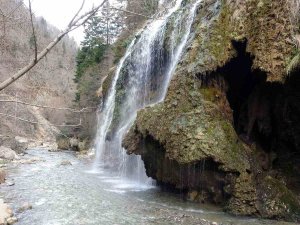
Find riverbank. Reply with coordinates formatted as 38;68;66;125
0;146;47;225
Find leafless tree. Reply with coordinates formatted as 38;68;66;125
0;0;108;92
0;1;23;38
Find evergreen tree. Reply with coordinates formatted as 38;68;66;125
74;1;125;85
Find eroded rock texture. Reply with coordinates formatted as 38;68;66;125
123;0;300;222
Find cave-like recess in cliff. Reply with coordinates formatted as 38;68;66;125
138;133;231;204
208;40;300;193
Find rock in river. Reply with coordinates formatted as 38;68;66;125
0;199;14;224
0;147;19;161
59;160;72;166
17;202;32;213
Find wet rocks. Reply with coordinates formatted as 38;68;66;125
187;191;199;202
78;140;87;152
56;136;69;150
59;160;72;166
15;157;44;165
17;202;32;213
0;199;15;225
256;176;300;221
227;173;258;216
70;138;79;151
5;180;14;187
13;136;28;153
6;216;17;225
56;135;90;153
0;136;28;154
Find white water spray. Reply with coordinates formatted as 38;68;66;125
93;0;202;185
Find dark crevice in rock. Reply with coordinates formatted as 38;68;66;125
222;40;267;133
197;40;300;220
200;40;299;181
223;43;300;195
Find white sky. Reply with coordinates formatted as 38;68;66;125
24;0;106;44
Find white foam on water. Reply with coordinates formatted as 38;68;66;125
93;0;203;189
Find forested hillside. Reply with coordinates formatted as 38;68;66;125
73;0;158;140
0;0;77;147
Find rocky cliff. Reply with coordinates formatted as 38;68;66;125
123;0;300;221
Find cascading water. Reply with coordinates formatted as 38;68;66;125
93;0;202;184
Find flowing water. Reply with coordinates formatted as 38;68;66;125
1;149;296;225
93;0;201;183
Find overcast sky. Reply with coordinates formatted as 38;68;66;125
24;0;105;44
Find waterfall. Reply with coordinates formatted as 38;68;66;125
93;0;201;184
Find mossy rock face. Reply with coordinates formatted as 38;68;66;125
256;176;300;221
125;71;300;220
56;136;69;150
124;66;254;212
184;0;295;82
227;172;258;216
123;0;300;221
101;66;116;101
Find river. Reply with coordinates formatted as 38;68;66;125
0;149;296;225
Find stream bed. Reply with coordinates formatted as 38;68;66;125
0;149;296;225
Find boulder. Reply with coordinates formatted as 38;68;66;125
6;216;17;225
5;180;14;187
17;202;32;213
13;136;28;153
187;191;198;201
0;136;27;154
0;147;18;160
56;137;69;150
0;199;13;224
69;138;79;151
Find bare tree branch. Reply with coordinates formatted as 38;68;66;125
0;0;108;92
68;0;86;27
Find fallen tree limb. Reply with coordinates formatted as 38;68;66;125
0;99;97;113
0;112;82;127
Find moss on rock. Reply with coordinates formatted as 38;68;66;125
257;176;300;221
122;0;300;221
184;0;295;82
